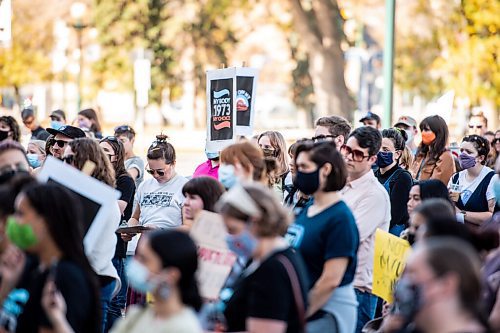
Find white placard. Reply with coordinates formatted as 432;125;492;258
37;156;121;253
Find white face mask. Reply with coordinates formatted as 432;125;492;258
405;130;414;144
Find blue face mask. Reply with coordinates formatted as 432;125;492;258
50;120;63;130
376;151;394;168
205;150;219;161
26;154;41;168
126;259;156;294
494;178;500;206
225;229;258;259
218;164;238;189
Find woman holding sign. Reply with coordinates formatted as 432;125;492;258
288;141;359;333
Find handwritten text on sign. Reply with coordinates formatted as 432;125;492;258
372;229;411;303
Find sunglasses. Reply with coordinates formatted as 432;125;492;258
146;169;165;176
54;140;71;148
468;125;483;129
100;136;119;143
340;144;371;162
312;134;337;143
62;155;74;164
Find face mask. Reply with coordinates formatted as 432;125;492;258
78;121;90;130
0;130;9;141
126;259;156;294
262;148;276;158
494;178;500;206
458;152;476;170
376;151;394;168
27;153;41;168
50;120;63;130
393;276;423;321
218;164;238;189
6;216;38;250
205;150;219;161
421;131;436;145
405;130;414;144
293;168;321;195
225;229;258;258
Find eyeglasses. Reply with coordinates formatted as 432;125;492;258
340;144;371;162
62;155;74;164
312;134;337;143
54;140;71;148
468;125;483;129
146;168;165;176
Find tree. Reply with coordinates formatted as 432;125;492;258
0;0;60;106
286;0;355;120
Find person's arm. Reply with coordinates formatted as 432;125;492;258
41;280;75;333
247;319;286;333
117;200;128;215
121;203;141;242
460;199;495;226
353;190;390;241
127;168;139;181
430;152;455;184
307;258;348;316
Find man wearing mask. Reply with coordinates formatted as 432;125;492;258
313;115;352;149
340;126;391;333
394;115;419;155
21;109;50;141
46;125;86;160
48;109;67;130
193;147;219;180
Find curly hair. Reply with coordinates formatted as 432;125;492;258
68;138;115;187
0;116;21;142
462;135;490;165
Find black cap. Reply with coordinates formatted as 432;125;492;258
49;110;66;121
46;125;86;139
360;112;381;124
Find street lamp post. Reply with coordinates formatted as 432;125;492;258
70;2;88;112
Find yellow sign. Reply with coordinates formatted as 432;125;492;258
372;229;411;303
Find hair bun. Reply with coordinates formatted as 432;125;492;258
155;134;169;143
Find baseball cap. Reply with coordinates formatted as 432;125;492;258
359;112;381;124
394;116;417;128
49;110;66;121
46;125;86;139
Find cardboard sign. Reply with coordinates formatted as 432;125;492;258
190;210;237;300
206;67;259;153
37;156;121;254
372;229;412;303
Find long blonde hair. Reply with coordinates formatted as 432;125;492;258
257;131;289;178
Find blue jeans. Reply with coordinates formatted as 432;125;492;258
354;289;378;333
101;279;117;333
106;258;127;331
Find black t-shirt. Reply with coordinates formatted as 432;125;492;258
31;127;50;141
375;165;413;228
115;174;136;258
16;259;96;333
224;248;309;333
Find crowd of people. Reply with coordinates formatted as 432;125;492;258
0;107;498;333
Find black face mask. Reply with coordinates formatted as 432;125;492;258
392;277;423;321
262;148;276;158
293;168;321;195
0;130;9;141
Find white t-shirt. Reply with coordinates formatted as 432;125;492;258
448;166;497;205
125;156;145;188
127;174;187;254
110;306;202;333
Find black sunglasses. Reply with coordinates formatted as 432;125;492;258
62;155;74;164
312;134;337;143
146;168;165;176
54;140;70;148
100;136;119;143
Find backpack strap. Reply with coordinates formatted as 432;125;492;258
276;254;306;333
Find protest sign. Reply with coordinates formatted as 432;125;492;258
190;210;237;300
372;229;412;303
37;156;121;254
206;67;259;153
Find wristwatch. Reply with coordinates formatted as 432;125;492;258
461;210;467;221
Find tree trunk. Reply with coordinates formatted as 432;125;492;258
288;0;355;121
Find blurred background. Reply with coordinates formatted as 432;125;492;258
0;0;498;174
